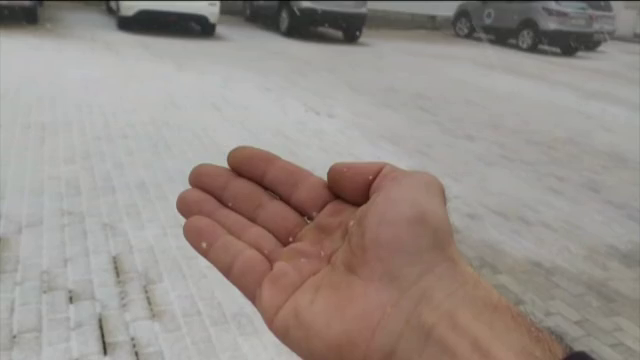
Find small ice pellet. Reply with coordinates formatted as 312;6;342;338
228;202;232;207
201;242;207;249
288;236;294;243
320;250;325;257
368;175;373;180
300;258;307;263
312;212;318;218
349;220;355;227
342;168;348;172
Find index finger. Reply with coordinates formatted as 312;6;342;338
227;146;335;218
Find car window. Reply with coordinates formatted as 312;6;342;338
555;1;590;10
582;1;613;12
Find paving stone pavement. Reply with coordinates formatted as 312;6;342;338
1;3;639;360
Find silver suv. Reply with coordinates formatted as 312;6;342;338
243;1;368;43
452;1;612;56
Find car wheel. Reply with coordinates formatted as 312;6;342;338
559;43;580;56
582;41;602;51
243;1;256;22
117;16;132;30
201;22;216;36
277;4;296;36
516;25;539;51
343;27;362;43
453;13;475;38
24;6;39;25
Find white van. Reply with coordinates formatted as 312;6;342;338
107;1;220;36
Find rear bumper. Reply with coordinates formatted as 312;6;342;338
119;2;220;24
294;7;367;30
126;10;217;25
593;30;616;42
539;30;597;46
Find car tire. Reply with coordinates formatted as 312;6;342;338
453;13;475;38
243;1;256;22
117;16;132;31
559;43;580;56
277;4;296;36
516;25;539;52
582;41;602;51
201;22;216;36
343;27;362;43
24;6;39;25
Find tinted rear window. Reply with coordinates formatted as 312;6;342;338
555;1;590;10
583;1;613;12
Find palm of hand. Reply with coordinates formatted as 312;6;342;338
178;147;457;360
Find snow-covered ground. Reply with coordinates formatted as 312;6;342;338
1;3;638;359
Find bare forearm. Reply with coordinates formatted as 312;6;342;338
393;264;568;360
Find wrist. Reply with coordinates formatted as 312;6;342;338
372;259;568;360
422;266;567;360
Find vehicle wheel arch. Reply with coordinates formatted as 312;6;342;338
453;10;472;22
517;18;539;31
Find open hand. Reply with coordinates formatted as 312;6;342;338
177;146;473;360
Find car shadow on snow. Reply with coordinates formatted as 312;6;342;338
119;19;227;41
249;18;369;46
464;35;594;58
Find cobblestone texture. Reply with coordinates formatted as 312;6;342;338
1;3;639;360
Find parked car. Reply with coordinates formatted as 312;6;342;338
242;1;368;43
582;1;616;50
452;1;603;56
0;0;40;24
106;1;220;36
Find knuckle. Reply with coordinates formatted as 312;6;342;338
415;172;447;197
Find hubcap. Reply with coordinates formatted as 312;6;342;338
279;8;289;33
455;17;470;36
518;29;534;49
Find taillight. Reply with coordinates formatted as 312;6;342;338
542;7;569;17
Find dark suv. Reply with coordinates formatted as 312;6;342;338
0;0;40;24
243;1;368;43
